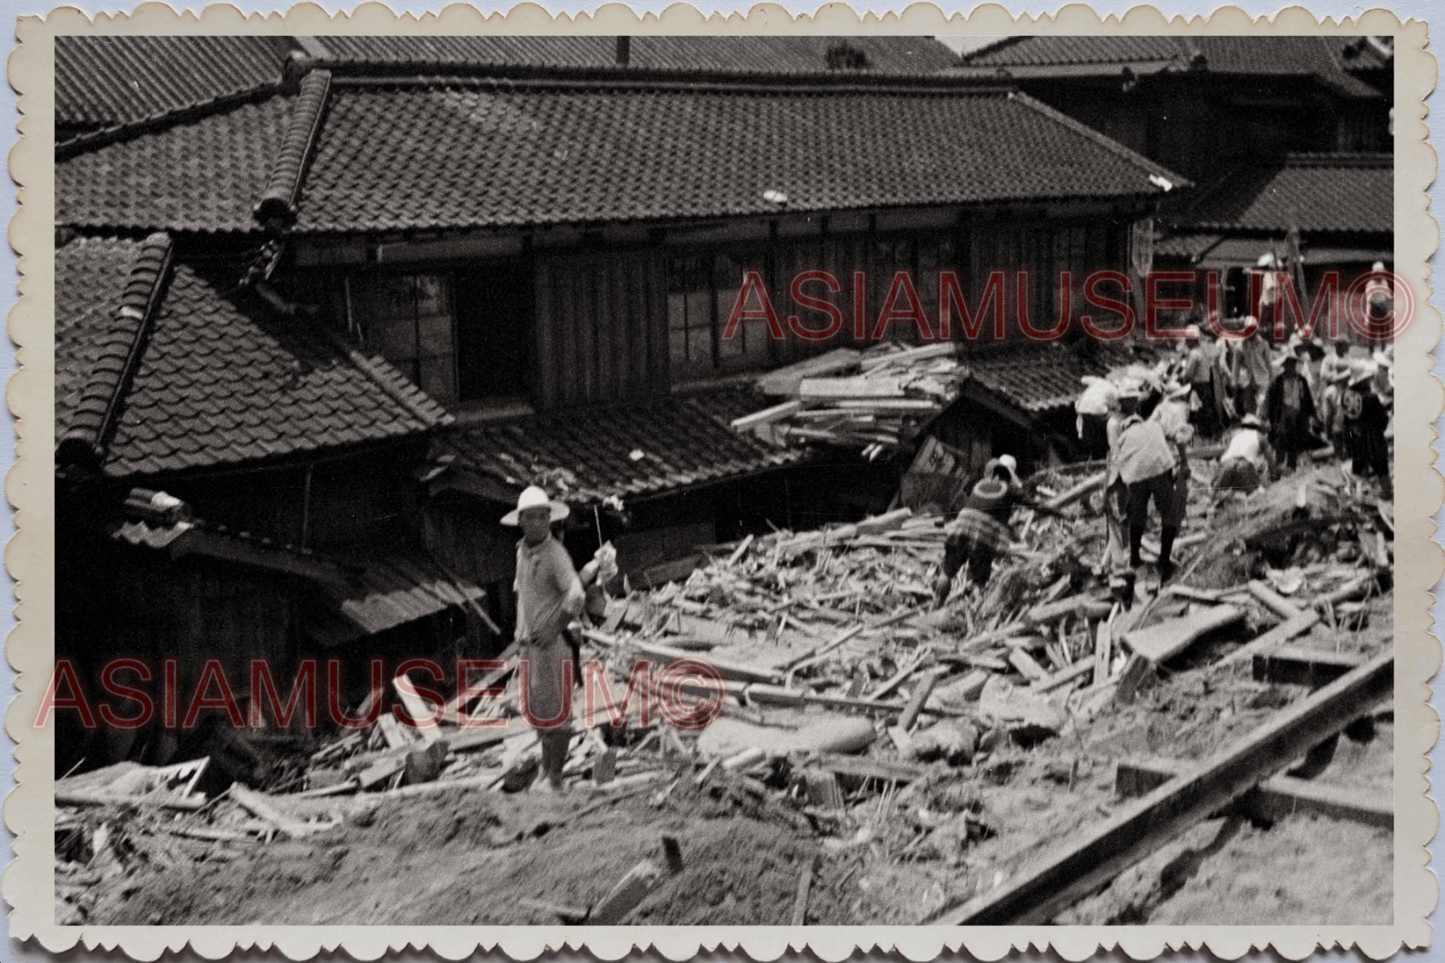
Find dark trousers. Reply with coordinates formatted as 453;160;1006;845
1080;414;1110;461
1126;470;1180;573
941;533;997;591
1347;427;1390;478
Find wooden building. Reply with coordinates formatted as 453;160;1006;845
951;35;1392;185
54;37;1188;753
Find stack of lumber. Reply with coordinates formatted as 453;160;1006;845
732;343;966;457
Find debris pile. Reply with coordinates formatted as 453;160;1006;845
57;454;1395;926
732;343;965;458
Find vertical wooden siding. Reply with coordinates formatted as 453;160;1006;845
534;249;668;410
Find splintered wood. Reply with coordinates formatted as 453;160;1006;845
732;342;965;456
56;455;1394;928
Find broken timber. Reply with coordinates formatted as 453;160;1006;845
1115;758;1391;830
933;648;1392;924
1123;604;1244;664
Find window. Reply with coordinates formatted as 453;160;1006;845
668;252;771;377
667;255;713;370
350;274;458;405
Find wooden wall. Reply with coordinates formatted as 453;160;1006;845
533;248;670;410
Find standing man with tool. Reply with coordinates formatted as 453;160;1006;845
504;485;586;794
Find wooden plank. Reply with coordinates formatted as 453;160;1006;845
1032;659;1094;694
1091;610;1114;687
583;629;782;685
755;347;861;396
230;785;335;838
897;667;943;730
791;855;817;926
393;673;442;744
1041;472;1104;512
376;714;414;749
590;860;666;923
1213;611;1320;669
1026;592;1112;627
1008;649;1049;682
798;376;906;400
814;752;928;784
932;649;1393;925
1123;604;1244;664
1167;584;1229;604
730;401;803;432
55;790;205;812
1115;758;1391;829
1248;581;1304;620
1253;646;1365;689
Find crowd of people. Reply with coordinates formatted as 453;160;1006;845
1082;316;1395;607
938;315;1395;612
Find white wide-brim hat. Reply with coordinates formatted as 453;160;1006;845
501;485;570;525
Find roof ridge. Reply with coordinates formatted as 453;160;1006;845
1006;90;1193;190
56;81;290;160
956;36;1029;65
57;231;173;469
253;69;332;231
314;59;1020;95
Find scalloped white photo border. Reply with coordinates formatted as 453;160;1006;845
5;5;1438;959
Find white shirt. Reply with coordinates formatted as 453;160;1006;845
1220;428;1266;470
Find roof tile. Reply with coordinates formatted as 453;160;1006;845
1166;153;1391;234
442;388;807;503
56;35;296;135
58;79;1179;235
57;236;454;478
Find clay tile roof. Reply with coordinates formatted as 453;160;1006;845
286;82;1181;234
309;35;960;75
442;388;807;504
55;35;298;137
57;92;294;235
959;35;1382;98
254;70;332;227
964;342;1136;414
1167;153;1392;235
56;236;453;478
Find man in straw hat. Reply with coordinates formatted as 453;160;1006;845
504;486;586;793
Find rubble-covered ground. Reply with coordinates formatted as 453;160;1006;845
61;457;1395;927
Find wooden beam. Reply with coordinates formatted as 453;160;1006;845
1115;758;1391;830
1252;646;1365;688
1248;580;1304;620
1213;610;1320;670
932;648;1392;925
730;400;803;432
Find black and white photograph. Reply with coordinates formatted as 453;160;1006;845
39;26;1408;934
